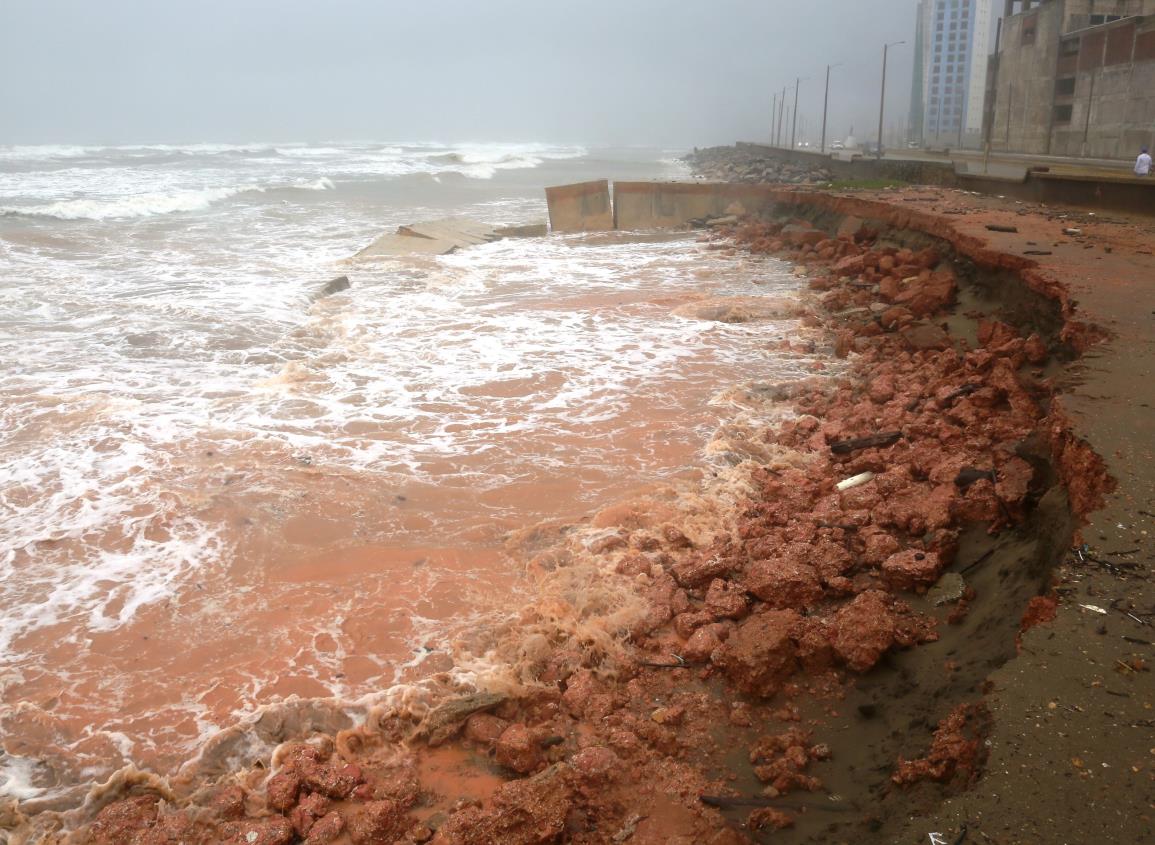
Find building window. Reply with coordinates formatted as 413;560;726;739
1022;15;1038;45
1055;77;1076;96
1053;104;1074;124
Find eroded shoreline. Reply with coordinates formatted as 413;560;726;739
4;187;1120;844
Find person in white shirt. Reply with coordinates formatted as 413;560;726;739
1136;147;1152;177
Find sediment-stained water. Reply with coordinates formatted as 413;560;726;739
0;143;814;804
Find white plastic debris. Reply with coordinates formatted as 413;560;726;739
1078;604;1108;615
836;471;875;492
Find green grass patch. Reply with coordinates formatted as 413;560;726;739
822;178;909;190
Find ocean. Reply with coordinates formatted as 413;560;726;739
0;142;814;807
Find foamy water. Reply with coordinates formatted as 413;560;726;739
0;142;816;806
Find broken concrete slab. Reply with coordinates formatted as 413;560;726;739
354;216;502;258
313;275;351;301
353;217;549;259
495;222;549;238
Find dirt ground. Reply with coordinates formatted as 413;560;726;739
843;186;1155;843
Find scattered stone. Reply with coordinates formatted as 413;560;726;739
929;572;967;606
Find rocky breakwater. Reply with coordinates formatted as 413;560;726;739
16;207;1115;845
684;146;832;185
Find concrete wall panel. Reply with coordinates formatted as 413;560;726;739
545;180;613;233
613;182;781;230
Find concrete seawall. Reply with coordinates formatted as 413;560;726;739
548;181;786;232
733;142;1155;216
545;180;613;233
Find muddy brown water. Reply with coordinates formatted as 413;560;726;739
0;222;825;807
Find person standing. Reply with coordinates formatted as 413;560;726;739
1136;147;1153;177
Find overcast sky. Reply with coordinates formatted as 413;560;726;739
1;0;924;148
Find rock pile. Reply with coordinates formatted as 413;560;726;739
684;145;833;184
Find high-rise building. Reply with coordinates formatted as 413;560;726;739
911;0;997;148
910;1;930;143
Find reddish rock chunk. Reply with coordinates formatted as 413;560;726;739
868;374;896;403
346;800;408;845
673;610;714;639
897;268;956;316
749;807;795;831
87;796;160;845
880;305;914;330
569;746;620;784
671;548;736;587
430;769;571;845
303;811;345;844
791;617;835;671
560;668;598;717
683;623;726;662
495;724;544;774
463;713;509;747
1024;333;1049;364
711;610;801;697
743;558;824;609
901;323;951;351
289;792;331;837
265;772;302;813
302;762;363;800
705;578;750;620
881;549;942;592
892;703;990;787
862;529;902;565
996;456;1035;507
220;817;296;845
210;785;247;821
831;591;898;672
1020;595;1059;636
833;253;866;276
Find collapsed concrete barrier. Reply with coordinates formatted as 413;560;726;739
353;217;547;259
544;180;613;233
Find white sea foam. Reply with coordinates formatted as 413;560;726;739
0;144;96;161
0;184;263;221
296;177;336;191
0;755;46;800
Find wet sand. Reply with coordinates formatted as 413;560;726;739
6;182;1155;844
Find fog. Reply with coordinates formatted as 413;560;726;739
1;0;922;147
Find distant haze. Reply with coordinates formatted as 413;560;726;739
1;0;920;147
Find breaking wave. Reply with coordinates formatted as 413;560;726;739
0;185;261;221
0;177;334;221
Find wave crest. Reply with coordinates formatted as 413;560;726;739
0;185;263;221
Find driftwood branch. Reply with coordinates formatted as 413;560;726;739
830;431;902;455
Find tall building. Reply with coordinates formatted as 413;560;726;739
911;0;997;147
986;0;1155;158
910;1;931;143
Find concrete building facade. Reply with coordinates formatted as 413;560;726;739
987;0;1155;157
911;0;997;147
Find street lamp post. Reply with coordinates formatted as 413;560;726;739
821;63;842;155
777;85;787;146
791;77;803;150
878;41;906;160
771;92;778;146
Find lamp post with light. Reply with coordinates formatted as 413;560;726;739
821;63;842;154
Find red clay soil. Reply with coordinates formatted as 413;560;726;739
22;186;1155;845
